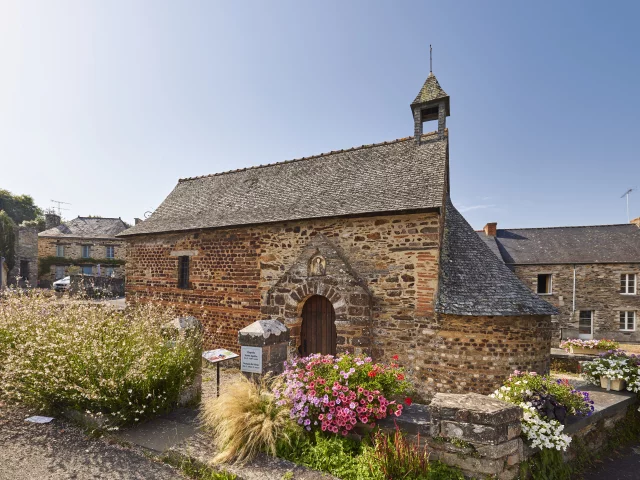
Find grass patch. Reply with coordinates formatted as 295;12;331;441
161;453;237;480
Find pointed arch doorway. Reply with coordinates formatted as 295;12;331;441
299;295;336;356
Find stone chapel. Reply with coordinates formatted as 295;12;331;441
118;71;557;397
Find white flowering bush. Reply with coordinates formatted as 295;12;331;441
0;289;200;428
581;351;640;392
559;338;619;352
490;371;593;452
519;402;572;451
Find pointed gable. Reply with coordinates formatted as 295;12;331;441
436;198;558;316
411;73;449;107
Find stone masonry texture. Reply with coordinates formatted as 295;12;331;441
512;263;640;343
125;210;552;399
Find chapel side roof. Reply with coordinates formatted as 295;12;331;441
477;224;640;265
118;134;449;237
411;73;449;106
38;217;130;239
436;199;558;316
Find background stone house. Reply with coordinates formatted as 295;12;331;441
479;218;640;343
8;225;38;287
118;71;556;398
38;214;129;284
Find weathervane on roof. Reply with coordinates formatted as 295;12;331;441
430;44;433;73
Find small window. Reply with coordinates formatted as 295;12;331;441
621;274;636;294
55;266;65;279
537;274;552;294
620;311;636;331
82;245;91;258
578;311;593;338
178;256;190;289
105;246;115;259
56;245;65;257
105;267;114;277
82;265;93;275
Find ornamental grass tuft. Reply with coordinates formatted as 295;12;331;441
0;289;200;428
201;375;294;464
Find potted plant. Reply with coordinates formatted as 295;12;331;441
581;351;639;392
560;339;619;355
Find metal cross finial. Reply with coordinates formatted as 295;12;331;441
430;44;432;73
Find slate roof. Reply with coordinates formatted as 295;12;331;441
118;135;449;237
436;199;558;316
411;73;449;106
477;225;640;265
39;217;130;239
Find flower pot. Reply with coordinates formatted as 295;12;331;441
570;346;606;355
600;376;626;391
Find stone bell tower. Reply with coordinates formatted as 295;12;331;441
410;67;450;143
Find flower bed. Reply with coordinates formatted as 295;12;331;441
581;350;640;392
559;339;619;355
0;290;200;429
490;371;593;451
274;353;411;435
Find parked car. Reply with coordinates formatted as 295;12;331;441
53;276;71;292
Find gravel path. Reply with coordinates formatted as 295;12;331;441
0;403;185;480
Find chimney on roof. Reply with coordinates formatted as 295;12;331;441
631;216;640;227
134;218;143;225
483;222;497;236
45;213;61;230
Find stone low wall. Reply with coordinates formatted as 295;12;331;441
375;387;638;479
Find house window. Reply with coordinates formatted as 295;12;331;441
619;311;636;332
82;245;91;258
82;265;93;275
105;267;114;277
537;274;553;294
621;274;636;294
55;266;65;279
56;245;65;257
105;246;115;259
578;311;593;339
178;256;190;289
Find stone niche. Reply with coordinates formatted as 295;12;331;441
261;234;373;356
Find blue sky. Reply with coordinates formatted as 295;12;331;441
1;1;639;229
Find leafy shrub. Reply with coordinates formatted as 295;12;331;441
201;375;294;464
0;289;200;428
275;353;411;435
581;350;640;391
559;338;619;351
490;371;593;451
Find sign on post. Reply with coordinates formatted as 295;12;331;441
241;346;263;374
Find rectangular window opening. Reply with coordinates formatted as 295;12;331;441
578;311;593;339
105;246;115;259
621;274;637;294
19;260;29;280
56;245;65;257
55;266;65;280
82;245;91;259
620;311;636;331
178;256;190;289
82;265;93;276
537;274;552;294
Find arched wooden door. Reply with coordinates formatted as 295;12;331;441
300;295;336;356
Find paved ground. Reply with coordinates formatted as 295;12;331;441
582;444;640;480
0;403;185;480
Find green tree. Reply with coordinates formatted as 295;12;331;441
0;189;43;225
0;210;16;271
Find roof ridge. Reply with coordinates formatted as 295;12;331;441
76;216;123;220
177;136;414;183
496;224;635;231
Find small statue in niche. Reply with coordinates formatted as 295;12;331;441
309;255;326;276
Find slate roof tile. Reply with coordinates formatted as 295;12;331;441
478;225;640;264
436;199;558;316
39;217;129;239
118;135;448;236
